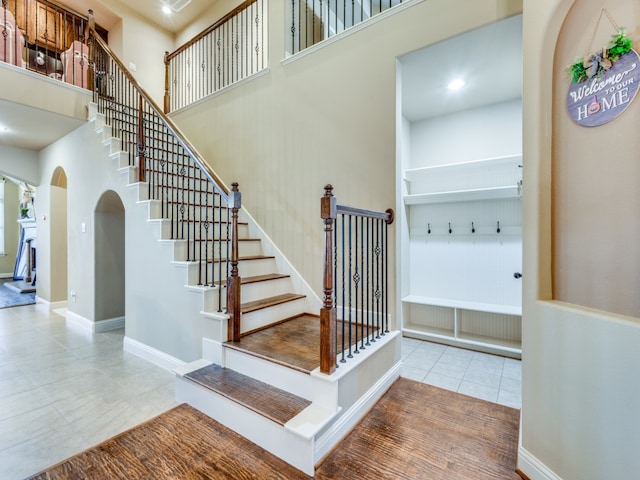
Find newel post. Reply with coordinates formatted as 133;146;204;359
320;185;337;374
163;51;170;114
227;183;242;342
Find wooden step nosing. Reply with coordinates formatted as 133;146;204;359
241;293;307;314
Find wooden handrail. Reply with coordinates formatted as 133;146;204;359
88;13;243;340
165;0;257;62
336;205;394;224
88;17;230;199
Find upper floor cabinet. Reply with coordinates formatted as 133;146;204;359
9;0;90;52
397;15;523;358
13;0;63;50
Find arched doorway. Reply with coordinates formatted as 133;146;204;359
50;167;68;305
94;190;125;329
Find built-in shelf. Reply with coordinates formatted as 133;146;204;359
404;154;522;180
402;295;521;316
403;327;522;357
403;185;521;205
401;150;522;357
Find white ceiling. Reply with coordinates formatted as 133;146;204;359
0;99;85;151
63;0;216;33
400;14;522;122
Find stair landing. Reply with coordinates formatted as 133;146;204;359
225;314;321;373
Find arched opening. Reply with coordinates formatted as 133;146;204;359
50;166;68;304
94;190;125;329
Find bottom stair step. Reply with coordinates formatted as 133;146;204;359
184;364;311;426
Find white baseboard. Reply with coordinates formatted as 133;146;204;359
0;272;14;279
65;311;124;333
48;300;68;310
65;310;94;331
123;336;186;372
35;297;67;311
313;360;402;464
518;446;563;480
94;316;125;332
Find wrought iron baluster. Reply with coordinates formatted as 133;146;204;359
347;214;353;359
375;217;381;339
340;213;346;363
353;215;360;354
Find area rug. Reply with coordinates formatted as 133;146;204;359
0;282;35;308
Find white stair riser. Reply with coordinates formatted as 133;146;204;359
241;277;293;303
119;166;137;184
145;202;231;222
102;137;122;155
110;151;133;170
241;298;307;334
237;258;278;278
223;347;314;401
175;375;315;476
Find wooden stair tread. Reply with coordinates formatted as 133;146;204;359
211;255;274;264
214;273;290;287
242;293;306;314
184;364;311;426
243;273;290;284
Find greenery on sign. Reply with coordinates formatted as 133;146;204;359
569;28;633;83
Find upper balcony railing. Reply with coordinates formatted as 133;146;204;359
164;0;267;114
289;0;406;55
0;0;107;88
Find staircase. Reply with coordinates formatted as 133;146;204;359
86;100;401;475
85;26;401;477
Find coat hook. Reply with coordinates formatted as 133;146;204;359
448;222;452;234
427;223;431;234
471;222;475;234
496;221;501;233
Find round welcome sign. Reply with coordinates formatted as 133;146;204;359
567;49;640;127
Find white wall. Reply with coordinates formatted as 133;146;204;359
0;146;39;185
101;3;174;106
37;122;210;360
409;99;522;168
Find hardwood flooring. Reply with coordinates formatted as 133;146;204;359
29;378;521;479
226;314;378;374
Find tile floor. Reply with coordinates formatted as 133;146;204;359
0;305;522;479
400;336;522;409
0;305;177;479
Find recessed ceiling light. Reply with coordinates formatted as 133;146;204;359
162;5;171;14
447;79;466;91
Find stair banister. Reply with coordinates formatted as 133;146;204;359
87;13;228;198
87;12;243;341
320;185;394;375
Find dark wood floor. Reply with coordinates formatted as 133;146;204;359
227;314;376;374
226;314;324;373
29;378;521;480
